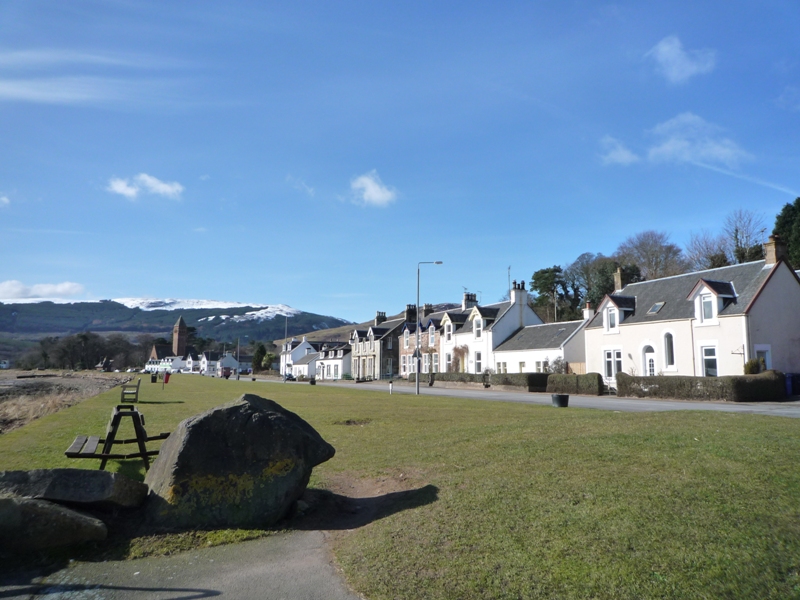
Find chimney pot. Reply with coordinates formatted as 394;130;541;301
765;234;789;266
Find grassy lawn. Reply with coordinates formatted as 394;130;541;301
2;375;800;599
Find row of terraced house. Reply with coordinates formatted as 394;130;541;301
281;236;800;388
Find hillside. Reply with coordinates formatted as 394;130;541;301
0;299;351;346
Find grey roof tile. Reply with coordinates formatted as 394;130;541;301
494;320;586;352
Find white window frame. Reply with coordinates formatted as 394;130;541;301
754;344;772;370
387;337;392;350
432;353;439;373
519;361;525;372
445;323;452;342
701;294;715;323
605;307;618;332
701;345;718;377
429;326;435;346
401;355;407;374
445;353;452;371
604;349;623;378
474;318;482;339
663;331;676;370
475;351;482;373
404;330;409;349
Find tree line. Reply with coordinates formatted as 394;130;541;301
529;201;800;323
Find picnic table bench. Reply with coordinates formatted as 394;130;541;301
65;404;170;471
120;377;141;403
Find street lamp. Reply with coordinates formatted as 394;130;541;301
417;260;443;395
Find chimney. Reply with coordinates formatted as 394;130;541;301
764;234;789;266
613;268;623;293
423;303;434;318
374;311;386;326
583;302;595;321
462;292;478;311
510;280;528;328
404;304;417;323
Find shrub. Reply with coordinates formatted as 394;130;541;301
341;373;353;380
491;372;549;392
616;371;786;402
546;373;604;396
409;372;485;384
744;359;761;374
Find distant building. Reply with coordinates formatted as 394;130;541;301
146;315;197;372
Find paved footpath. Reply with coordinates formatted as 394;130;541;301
315;379;800;419
0;531;362;600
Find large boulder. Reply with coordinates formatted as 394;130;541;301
144;394;335;529
0;469;148;509
0;497;107;552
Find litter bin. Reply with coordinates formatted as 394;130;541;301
164;372;170;384
150;372;157;383
551;394;569;408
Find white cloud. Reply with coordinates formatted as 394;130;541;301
647;112;752;169
135;173;184;198
646;36;716;84
0;280;85;299
599;136;640;166
193;227;208;233
107;177;139;198
0;196;9;207
106;173;184;200
350;170;397;207
286;174;315;197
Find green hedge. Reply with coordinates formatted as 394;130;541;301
546;373;604;396
491;372;550;392
409;372;487;385
616;371;786;402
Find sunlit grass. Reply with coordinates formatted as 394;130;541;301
1;376;799;598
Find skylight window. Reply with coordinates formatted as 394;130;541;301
647;302;665;315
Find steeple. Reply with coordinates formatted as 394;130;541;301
172;315;188;357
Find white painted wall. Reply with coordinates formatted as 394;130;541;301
747;262;800;373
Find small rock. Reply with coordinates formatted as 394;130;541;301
0;469;148;509
0;497;107;552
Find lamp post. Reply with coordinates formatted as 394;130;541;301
417;260;443;395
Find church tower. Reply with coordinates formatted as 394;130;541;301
172;316;188;357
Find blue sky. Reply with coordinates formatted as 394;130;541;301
1;1;798;323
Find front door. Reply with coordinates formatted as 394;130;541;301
643;346;656;376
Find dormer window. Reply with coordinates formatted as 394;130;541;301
404;330;409;349
445;323;452;342
429;326;435;346
701;294;714;321
474;318;482;339
605;307;618;332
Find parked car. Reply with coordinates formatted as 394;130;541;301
284;373;296;381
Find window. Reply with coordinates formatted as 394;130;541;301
474;318;482;339
647;302;665;315
604;350;622;378
643;345;655;376
446;353;452;371
334;365;339;378
664;333;675;368
433;353;439;373
755;345;772;370
338;350;343;357
475;352;482;373
607;308;617;330
496;362;507;374
702;346;717;377
387;337;392;350
429;326;435;346
326;365;331;378
401;355;407;374
404;330;409;349
369;335;374;351
519;361;526;372
423;354;430;373
701;294;714;321
445;323;452;342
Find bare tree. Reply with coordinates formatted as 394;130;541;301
685;229;730;271
723;209;766;263
614;230;689;280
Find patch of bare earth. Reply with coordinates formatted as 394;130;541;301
0;370;132;433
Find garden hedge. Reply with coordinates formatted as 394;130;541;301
545;373;604;396
615;370;786;402
491;372;550;392
409;372;486;385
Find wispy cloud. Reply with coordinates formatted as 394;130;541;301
107;173;184;200
647;112;751;169
0;280;84;299
350;170;397;207
286;174;315;197
646;36;716;84
777;86;800;111
599;136;640;166
193;227;208;233
0;196;9;207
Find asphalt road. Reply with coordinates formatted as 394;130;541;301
315;379;800;418
1;531;362;600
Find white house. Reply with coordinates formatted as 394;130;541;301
315;343;351;380
216;351;239;377
493;308;591;374
440;282;543;374
200;351;221;376
584;236;800;388
280;336;338;376
292;351;319;378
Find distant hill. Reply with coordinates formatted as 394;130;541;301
0;298;352;344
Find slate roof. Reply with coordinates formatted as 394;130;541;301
151;344;172;360
294;352;319;366
494;320;586;352
586;260;772;329
697;279;736;297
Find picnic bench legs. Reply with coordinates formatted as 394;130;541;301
65;405;170;471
